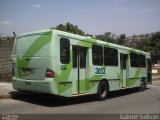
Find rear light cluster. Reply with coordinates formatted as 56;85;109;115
12;63;15;76
12;68;15;76
45;69;55;78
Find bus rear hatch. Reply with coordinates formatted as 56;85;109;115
13;32;51;80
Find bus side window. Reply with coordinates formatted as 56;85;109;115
130;52;139;67
60;38;70;64
147;59;152;71
92;45;103;65
72;46;77;68
80;47;87;68
104;47;118;66
147;58;152;82
140;55;146;68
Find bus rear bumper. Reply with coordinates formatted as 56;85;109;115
12;77;58;94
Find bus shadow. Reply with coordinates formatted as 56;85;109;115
10;88;150;107
108;87;149;99
10;91;96;107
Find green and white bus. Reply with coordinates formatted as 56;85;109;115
12;29;152;100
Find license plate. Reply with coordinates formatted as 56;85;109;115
21;68;32;74
25;81;31;85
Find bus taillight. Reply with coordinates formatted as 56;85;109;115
45;69;55;78
12;68;15;76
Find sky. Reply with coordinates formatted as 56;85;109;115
0;0;160;36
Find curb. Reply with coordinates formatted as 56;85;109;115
152;78;160;81
0;92;32;100
0;94;12;99
0;92;49;100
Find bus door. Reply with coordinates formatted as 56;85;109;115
120;54;128;88
147;58;152;83
72;45;88;94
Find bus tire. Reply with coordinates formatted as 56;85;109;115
97;81;108;101
139;79;146;91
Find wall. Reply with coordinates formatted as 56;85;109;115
0;38;14;82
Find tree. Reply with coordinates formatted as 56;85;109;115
95;32;115;43
135;32;160;63
53;22;85;36
54;24;66;31
116;34;126;45
150;32;160;63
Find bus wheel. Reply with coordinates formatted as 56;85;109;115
139;80;146;91
97;81;108;101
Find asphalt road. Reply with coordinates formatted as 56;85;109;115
0;81;160;115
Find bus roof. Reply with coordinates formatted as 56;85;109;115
18;29;150;56
53;29;150;56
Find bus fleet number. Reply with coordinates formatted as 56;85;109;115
95;68;105;75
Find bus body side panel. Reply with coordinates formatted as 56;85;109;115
88;42;121;93
106;66;121;91
127;51;148;88
128;70;142;88
127;62;141;88
146;55;152;84
54;35;73;97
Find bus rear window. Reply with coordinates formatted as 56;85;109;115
15;34;51;57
